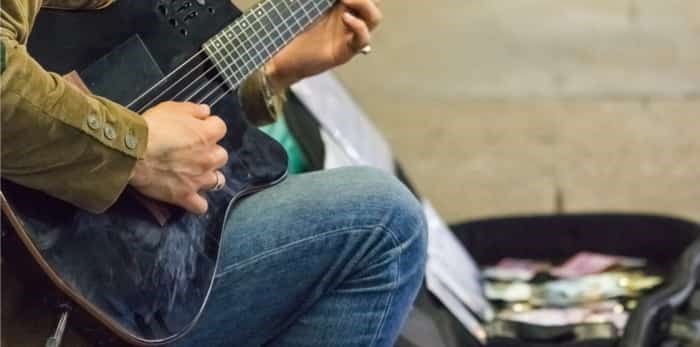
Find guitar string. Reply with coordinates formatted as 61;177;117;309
205;1;328;200
135;0;321;113
182;0;327;106
193;0;331;107
132;1;272;113
213;1;325;204
132;51;211;113
184;0;325;103
129;1;328;202
126;49;209;110
170;0;279;103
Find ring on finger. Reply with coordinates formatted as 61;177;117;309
210;171;226;192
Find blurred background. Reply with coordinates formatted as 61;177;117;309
248;0;700;223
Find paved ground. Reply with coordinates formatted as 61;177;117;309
332;0;700;223
3;0;699;345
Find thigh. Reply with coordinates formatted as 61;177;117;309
174;166;424;346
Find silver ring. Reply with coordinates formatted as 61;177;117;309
360;45;372;55
211;171;225;191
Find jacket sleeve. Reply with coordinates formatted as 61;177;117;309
41;0;115;10
1;1;148;213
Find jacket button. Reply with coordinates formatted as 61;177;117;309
104;125;117;140
125;133;138;150
86;114;101;130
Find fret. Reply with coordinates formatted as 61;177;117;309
309;1;326;18
260;0;276;21
228;38;248;81
240;17;254;39
297;0;314;23
252;14;274;58
216;37;242;89
204;0;336;89
282;0;304;34
226;27;243;52
239;47;257;76
219;34;243;81
210;39;226;74
235;9;274;77
207;43;231;95
265;3;283;30
245;24;269;71
255;6;277;56
237;18;258;67
296;0;314;30
270;1;295;44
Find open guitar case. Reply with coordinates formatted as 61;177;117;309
280;77;700;347
395;214;700;347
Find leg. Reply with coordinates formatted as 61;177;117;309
174;166;427;347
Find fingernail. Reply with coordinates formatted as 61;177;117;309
343;12;354;20
200;104;211;114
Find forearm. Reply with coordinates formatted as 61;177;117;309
1;35;148;213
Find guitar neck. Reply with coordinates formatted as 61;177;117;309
204;0;335;89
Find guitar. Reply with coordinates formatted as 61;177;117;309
1;0;335;345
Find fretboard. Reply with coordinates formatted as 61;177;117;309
204;0;335;89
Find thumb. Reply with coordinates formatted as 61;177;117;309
180;193;209;215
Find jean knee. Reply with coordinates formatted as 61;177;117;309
348;166;428;269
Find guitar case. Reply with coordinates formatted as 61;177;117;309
394;212;700;347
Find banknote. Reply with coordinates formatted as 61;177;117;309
535;272;662;306
484;258;551;281
485;281;534;302
498;300;629;333
550;252;647;279
485;272;662;306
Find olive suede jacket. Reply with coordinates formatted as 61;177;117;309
1;0;271;213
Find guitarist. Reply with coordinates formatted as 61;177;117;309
1;0;428;346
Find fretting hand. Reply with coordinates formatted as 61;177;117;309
266;0;382;91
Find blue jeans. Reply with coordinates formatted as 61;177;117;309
175;167;428;346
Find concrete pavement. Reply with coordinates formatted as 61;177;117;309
332;0;700;222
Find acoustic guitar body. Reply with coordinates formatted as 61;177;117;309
2;0;288;345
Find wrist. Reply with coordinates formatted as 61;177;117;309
238;68;286;126
264;59;297;92
128;159;149;187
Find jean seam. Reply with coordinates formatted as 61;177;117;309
216;224;388;277
368;224;401;347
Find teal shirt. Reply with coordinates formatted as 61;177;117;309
260;115;309;174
